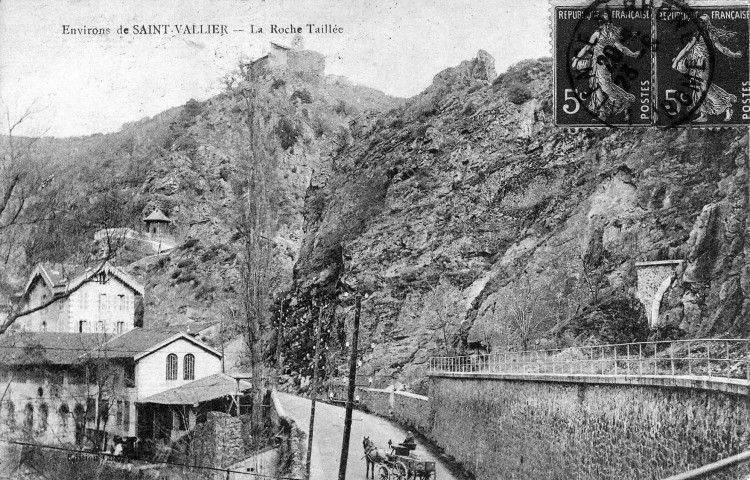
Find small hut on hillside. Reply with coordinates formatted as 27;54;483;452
144;209;173;235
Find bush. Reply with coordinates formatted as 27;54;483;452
271;78;286;90
182;237;199;249
333;100;349;115
291;89;313;104
275;118;301;150
177;259;196;270
506;84;533;105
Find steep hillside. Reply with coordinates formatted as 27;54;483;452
285;52;749;391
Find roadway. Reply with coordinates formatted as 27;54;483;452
275;392;459;480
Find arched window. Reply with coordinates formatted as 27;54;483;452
24;403;33;432
39;403;48;432
183;354;195;380
166;354;178;380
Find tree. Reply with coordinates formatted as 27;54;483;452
232;81;279;438
423;281;462;356
492;276;564;351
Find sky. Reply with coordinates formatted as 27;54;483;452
0;0;551;137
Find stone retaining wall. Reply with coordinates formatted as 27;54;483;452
429;376;750;479
270;390;306;479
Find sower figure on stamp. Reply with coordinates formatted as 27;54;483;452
672;13;742;122
573;8;641;122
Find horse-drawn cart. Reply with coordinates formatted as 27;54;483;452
367;439;436;480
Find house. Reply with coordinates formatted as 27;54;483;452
0;327;224;449
13;262;144;335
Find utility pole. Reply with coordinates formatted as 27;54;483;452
305;304;324;480
337;293;362;480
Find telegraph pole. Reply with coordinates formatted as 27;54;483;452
337;293;362;480
305;304;324;480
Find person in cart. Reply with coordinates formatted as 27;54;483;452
399;431;417;451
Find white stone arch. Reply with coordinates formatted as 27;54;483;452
635;260;683;328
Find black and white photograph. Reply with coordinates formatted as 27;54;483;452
1;0;750;479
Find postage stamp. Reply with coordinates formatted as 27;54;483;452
654;1;750;127
553;0;750;128
554;1;654;127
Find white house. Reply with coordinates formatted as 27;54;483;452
14;262;144;335
0;327;224;449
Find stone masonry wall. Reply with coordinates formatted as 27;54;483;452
429;376;750;480
391;391;430;433
270;390;306;479
192;411;245;469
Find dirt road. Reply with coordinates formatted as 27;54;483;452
276;392;460;480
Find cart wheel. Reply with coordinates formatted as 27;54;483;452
378;465;391;480
394;461;408;480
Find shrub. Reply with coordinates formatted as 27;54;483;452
291;89;313;104
271;78;286;90
462;102;477;116
333;100;348;115
182;237;199;249
177;259;196;270
506;84;533;105
275;118;301;150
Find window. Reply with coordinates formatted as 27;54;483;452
166;354;178;380
123;401;130;428
99;294;107;312
41;321;47;332
116;321;124;334
39;403;48;432
96;320;103;332
78;320;87;333
183;354;195;380
118;295;125;311
124;364;135;388
24;403;33;432
116;400;123;426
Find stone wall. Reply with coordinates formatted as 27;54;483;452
352;387;431;436
391;391;430;433
270;390;306;479
191;411;245;469
428;376;750;480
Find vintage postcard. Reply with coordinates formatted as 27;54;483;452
1;1;750;479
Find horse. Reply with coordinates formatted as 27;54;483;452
362;436;387;479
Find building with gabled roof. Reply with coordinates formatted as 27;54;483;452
0;327;225;450
14;262;144;335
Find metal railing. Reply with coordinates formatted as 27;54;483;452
662;449;750;480
428;339;750;382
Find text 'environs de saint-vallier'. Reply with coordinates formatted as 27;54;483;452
61;24;344;36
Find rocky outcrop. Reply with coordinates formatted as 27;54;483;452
285;52;750;390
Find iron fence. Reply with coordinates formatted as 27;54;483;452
428;339;750;381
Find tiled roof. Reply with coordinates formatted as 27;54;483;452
0;332;106;365
85;328;181;359
137;373;252;405
143;209;171;223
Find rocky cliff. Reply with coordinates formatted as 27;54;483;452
286;52;749;391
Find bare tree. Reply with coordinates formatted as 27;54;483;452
423;281;461;356
232;81;279;438
492;277;564;351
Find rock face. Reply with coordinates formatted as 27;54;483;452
286;52;750;391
